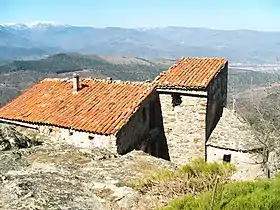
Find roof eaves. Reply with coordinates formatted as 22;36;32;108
156;84;207;91
0;117;112;136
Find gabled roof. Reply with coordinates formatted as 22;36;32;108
155;57;228;90
0;78;155;135
206;108;263;151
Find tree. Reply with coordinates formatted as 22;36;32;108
236;88;280;178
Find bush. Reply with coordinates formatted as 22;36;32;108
129;158;236;198
178;158;236;178
161;174;280;210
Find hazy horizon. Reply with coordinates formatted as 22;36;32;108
1;0;280;31
1;21;280;33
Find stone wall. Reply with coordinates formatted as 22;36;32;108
207;146;263;180
39;126;117;153
0;119;118;152
159;92;207;165
116;90;170;160
206;64;228;140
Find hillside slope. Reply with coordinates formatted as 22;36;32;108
0;54;166;106
0;53;165;80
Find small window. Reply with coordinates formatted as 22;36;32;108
172;93;182;107
88;136;94;140
142;107;147;122
69;131;73;136
223;154;231;163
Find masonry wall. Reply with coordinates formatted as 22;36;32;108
207;146;264;180
159;92;207;165
39;126;117;153
206;64;228;140
116;90;170;160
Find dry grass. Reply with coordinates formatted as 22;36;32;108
126;160;165;174
128;158;236;209
91;188;114;199
24;150;92;165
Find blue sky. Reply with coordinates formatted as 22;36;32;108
1;0;280;30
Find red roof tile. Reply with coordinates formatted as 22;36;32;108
0;78;155;135
156;57;228;89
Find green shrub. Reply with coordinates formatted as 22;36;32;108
161;174;280;210
178;158;236;178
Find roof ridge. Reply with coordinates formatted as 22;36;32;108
41;77;154;86
186;56;228;61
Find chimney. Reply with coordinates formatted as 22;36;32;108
73;73;79;93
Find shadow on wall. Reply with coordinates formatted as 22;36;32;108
138;94;170;161
115;91;170;161
139;127;170;161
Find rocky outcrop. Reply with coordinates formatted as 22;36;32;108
0;125;41;151
0;124;176;210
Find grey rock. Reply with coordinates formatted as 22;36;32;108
0;125;41;151
0;124;176;209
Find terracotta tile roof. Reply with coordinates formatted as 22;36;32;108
0;78;155;135
156;57;228;90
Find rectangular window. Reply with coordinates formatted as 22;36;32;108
171;93;182;107
223;154;231;163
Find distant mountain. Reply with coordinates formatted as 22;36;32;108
0;53;166;81
1;23;280;63
0;21;67;29
0;46;48;62
0;53;109;73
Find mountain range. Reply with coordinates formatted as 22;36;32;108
1;22;280;64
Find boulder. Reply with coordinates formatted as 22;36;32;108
0;126;36;151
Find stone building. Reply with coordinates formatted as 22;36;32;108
206;108;264;180
0;76;170;160
0;56;267;179
0;57;229;164
154;57;228;164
